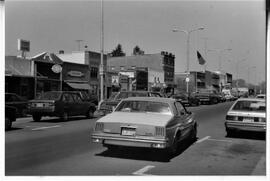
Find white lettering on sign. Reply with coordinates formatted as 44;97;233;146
67;71;84;77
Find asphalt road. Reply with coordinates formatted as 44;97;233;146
5;101;266;176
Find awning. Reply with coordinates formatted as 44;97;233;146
66;82;92;90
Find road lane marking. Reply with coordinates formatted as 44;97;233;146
31;125;61;131
208;138;233;143
133;165;155;176
251;155;266;175
196;136;210;143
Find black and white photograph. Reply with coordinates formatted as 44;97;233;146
1;0;268;179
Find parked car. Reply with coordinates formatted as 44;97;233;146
193;89;220;104
79;91;99;105
216;92;226;103
225;98;266;136
5;106;17;130
96;91;162;116
5;93;28;117
256;94;266;99
170;92;200;106
92;97;197;155
28;91;96;121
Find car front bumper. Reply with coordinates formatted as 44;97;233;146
225;121;266;132
92;133;168;149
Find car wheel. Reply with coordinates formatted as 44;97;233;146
105;145;119;152
86;108;94;119
32;114;42;122
5;116;12;130
190;125;197;143
61;111;68;121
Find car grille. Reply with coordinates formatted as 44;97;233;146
95;123;104;132
155;127;165;136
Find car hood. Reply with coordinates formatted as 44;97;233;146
97;111;173;127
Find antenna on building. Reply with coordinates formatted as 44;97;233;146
75;40;83;51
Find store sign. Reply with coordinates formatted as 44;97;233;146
51;64;62;73
17;39;30;52
120;72;134;78
67;70;84;77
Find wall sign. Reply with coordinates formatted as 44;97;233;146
51;64;62;73
67;70;84;77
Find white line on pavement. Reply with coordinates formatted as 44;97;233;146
133;165;155;176
208;138;233;143
196;136;210;143
31;125;61;131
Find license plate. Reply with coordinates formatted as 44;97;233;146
243;117;253;122
36;103;43;107
121;128;136;136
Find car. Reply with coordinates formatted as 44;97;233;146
170;92;200;106
225;98;266;136
92;97;197;155
5;106;17;130
79;91;99;106
96;91;162;116
193;90;220;105
5;93;28;117
256;94;266;99
28;91;96;121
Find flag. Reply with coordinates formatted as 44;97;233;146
197;51;206;65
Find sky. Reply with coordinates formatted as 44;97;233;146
4;0;267;85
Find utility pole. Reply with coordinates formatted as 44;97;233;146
100;0;104;102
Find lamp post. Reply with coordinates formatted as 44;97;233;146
172;27;204;93
100;0;104;102
248;66;256;94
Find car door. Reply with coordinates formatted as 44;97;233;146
72;93;87;115
174;101;193;139
62;93;75;116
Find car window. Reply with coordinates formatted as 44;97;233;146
38;92;62;100
232;100;266;112
72;93;83;102
116;100;172;115
62;93;74;103
175;102;186;116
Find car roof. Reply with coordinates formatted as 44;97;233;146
236;97;265;102
118;91;156;93
123;97;175;104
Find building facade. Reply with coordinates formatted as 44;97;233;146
107;52;175;93
5;56;35;99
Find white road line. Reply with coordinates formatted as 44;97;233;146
251;155;266;175
208;138;233;143
31;125;61;131
133;165;155;176
196;136;210;143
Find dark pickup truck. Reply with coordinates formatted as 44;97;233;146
193;90;220;105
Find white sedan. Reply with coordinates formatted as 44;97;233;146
225;98;266;136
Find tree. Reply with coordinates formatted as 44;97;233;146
111;44;126;57
133;45;144;55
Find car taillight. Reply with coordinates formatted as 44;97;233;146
226;115;238;121
95;122;104;132
155;127;165;137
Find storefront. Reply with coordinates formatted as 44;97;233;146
62;62;91;94
5;56;35;100
32;52;63;98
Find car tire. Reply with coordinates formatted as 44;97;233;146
32;114;42;122
5;116;12;130
167;132;180;156
61;111;68;121
226;128;234;137
105;145;119;152
86;108;94;119
190;125;197;143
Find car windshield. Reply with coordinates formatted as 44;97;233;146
37;92;62;100
232;100;266;112
116;100;172;115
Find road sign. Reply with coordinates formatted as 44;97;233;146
186;77;190;82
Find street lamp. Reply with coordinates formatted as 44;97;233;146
208;48;232;71
172;27;204;93
247;66;256;94
100;0;105;102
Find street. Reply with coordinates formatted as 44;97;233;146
5;101;266;176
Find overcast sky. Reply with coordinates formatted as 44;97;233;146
5;0;266;85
